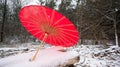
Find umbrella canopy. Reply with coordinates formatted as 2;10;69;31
19;5;79;47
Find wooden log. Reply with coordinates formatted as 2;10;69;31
57;55;80;67
0;46;80;67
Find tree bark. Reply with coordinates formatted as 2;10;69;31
113;18;119;47
57;56;79;67
0;0;7;42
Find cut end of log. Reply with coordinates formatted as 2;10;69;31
58;56;80;67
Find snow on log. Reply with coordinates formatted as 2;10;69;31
0;46;79;67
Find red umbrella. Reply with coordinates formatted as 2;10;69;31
19;5;79;61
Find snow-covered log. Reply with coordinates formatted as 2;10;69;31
0;46;79;67
57;55;79;67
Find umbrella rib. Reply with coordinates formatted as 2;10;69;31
25;25;36;27
34;6;44;22
56;35;67;46
55;37;61;46
52;36;57;46
19;15;23;18
29;16;42;24
60;30;78;38
61;33;75;43
59;28;78;32
60;32;78;43
48;36;52;45
55;36;62;46
50;10;55;25
24;23;36;27
52;16;65;26
30;15;43;24
47;36;56;46
20;20;35;25
58;33;72;44
42;7;49;24
57;34;69;46
57;32;70;43
46;35;52;45
19;15;29;19
27;28;39;32
38;33;44;40
60;33;76;46
32;31;42;36
57;35;66;44
20;16;42;25
64;34;77;44
42;7;52;33
55;24;73;28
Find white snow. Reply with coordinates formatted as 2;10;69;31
0;44;120;67
54;0;62;10
0;46;78;67
70;45;120;67
21;0;40;7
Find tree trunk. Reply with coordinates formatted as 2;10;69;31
113;20;119;47
0;0;7;42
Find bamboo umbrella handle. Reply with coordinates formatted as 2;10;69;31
30;33;48;61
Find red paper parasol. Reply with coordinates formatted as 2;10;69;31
19;5;79;61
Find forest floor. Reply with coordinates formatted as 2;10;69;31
0;43;120;67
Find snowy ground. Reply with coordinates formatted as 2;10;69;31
0;43;120;67
0;46;79;67
71;45;120;67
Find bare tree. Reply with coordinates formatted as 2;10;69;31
0;0;7;42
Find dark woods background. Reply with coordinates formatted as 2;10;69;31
0;0;120;46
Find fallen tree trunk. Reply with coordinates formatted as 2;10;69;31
0;46;80;67
58;55;80;67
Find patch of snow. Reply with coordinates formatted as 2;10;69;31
21;0;40;7
70;0;77;9
0;46;78;67
69;45;120;67
0;44;120;67
54;0;62;10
